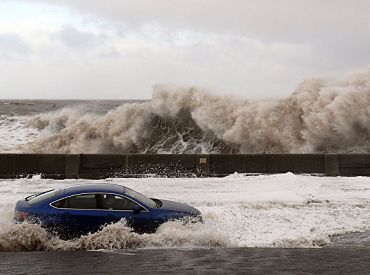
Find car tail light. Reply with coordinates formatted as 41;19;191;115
15;211;29;222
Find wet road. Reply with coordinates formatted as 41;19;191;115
1;247;370;274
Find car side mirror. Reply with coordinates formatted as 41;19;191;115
133;205;142;214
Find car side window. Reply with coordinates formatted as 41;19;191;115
52;194;98;209
101;194;138;210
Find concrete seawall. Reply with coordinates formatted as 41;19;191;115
0;154;370;179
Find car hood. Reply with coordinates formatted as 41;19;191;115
158;199;200;215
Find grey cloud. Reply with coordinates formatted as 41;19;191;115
29;0;370;71
0;33;30;55
52;26;100;48
30;0;370;41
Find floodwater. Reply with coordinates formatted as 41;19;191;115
2;174;370;252
2;247;370;274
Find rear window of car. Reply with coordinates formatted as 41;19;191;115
27;189;60;205
52;194;98;209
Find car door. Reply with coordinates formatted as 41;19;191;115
99;194;153;232
50;193;105;237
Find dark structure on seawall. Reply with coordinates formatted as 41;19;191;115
1;154;370;179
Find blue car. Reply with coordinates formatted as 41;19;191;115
14;184;201;238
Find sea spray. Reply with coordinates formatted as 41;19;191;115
0;219;230;252
20;68;370;154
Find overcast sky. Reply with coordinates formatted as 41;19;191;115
0;0;369;99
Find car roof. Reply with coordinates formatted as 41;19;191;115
62;183;125;195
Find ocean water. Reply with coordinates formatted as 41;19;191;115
0;99;139;151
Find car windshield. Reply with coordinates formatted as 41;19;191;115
27;189;61;205
124;187;158;208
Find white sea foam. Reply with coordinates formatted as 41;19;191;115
0;114;40;152
1;174;370;251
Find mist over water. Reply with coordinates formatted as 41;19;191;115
18;68;370;154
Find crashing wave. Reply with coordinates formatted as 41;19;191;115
20;68;370;154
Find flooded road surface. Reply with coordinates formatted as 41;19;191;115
330;230;370;248
1;247;370;274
